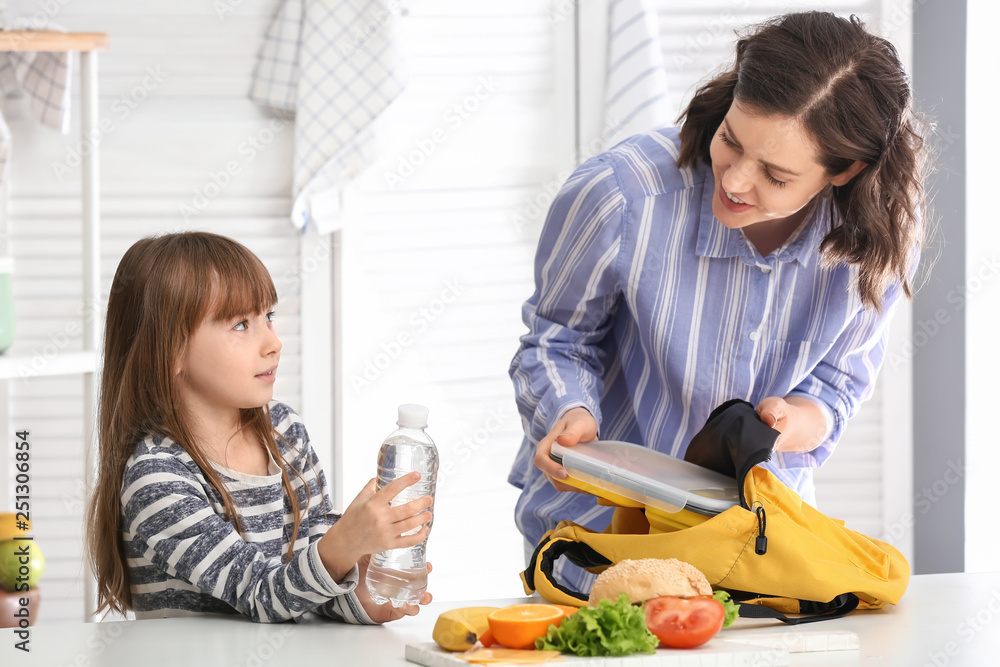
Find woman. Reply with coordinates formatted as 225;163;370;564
508;12;928;589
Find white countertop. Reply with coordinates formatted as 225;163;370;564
4;572;999;666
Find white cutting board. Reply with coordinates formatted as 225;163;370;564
404;641;788;666
721;626;859;653
405;627;859;666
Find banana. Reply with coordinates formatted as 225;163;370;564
0;513;30;542
432;606;500;652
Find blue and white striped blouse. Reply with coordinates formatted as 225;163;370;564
122;402;372;623
508;126;904;577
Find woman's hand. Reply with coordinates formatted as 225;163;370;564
756;396;828;453
318;473;433;582
534;406;599;492
354;555;433;624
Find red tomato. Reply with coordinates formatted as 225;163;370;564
644;596;725;649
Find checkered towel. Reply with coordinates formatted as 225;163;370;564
603;0;670;147
250;0;406;233
0;25;73;193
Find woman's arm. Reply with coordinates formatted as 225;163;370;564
509;155;626;484
757;279;907;463
756;395;830;452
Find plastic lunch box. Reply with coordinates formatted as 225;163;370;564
549;440;740;532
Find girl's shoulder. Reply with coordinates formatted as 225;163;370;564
268;400;315;465
123;432;205;494
129;432;192;466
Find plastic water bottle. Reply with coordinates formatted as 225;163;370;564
365;404;439;607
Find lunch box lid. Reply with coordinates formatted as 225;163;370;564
550;440;740;515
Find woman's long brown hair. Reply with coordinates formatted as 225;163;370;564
88;232;308;617
677;11;931;311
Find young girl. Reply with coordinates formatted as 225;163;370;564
87;231;432;623
510;11;930;590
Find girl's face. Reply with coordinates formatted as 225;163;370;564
175;305;282;422
709;100;862;236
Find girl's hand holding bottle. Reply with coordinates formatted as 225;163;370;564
354;555;433;622
317;472;433;585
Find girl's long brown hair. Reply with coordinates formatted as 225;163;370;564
677;11;930;311
88;232;307;617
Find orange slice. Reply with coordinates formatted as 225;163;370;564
486;604;565;651
553;604;579;618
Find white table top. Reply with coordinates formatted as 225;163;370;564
4;572;999;666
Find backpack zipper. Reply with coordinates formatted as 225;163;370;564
752;501;768;555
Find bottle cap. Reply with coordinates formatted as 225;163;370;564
397;403;429;429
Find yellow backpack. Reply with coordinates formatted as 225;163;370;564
521;400;911;624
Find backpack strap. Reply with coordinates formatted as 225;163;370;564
521;531;612;606
733;592;860;624
524;530;863;623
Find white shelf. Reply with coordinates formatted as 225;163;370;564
0;349;97;379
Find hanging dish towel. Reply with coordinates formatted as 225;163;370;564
603;0;670;146
250;0;406;233
0;23;73;193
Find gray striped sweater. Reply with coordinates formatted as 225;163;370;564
121;402;372;623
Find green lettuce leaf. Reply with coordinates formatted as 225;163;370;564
534;593;659;657
713;590;740;628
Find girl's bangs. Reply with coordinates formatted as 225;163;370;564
204;250;278;323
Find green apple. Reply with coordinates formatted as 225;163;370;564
0;540;45;592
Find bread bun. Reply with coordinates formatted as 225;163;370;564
588;558;712;606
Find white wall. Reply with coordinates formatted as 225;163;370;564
964;0;1000;573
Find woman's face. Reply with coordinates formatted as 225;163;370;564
709;100;859;235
